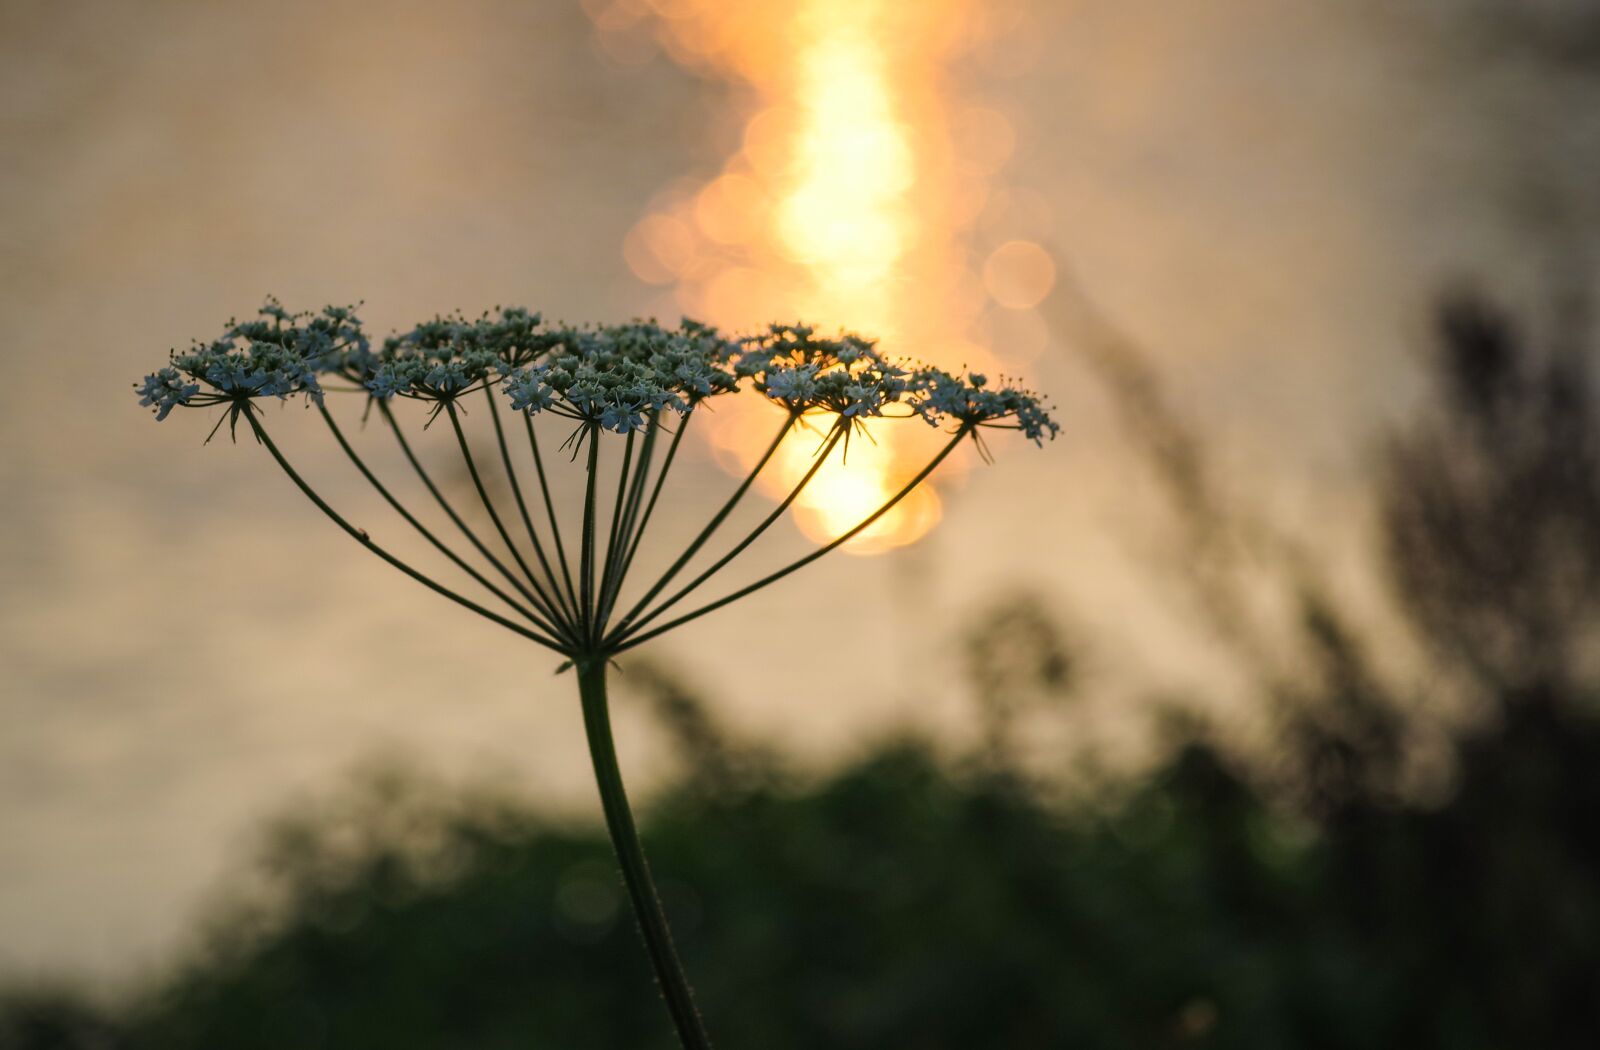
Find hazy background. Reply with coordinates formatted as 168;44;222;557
2;0;1597;991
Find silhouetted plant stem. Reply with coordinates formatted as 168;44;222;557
613;413;797;634
523;413;582;617
316;402;562;639
612;425;972;652
598;418;661;628
483;386;579;627
579;422;602;645
244;409;567;653
607;424;845;646
597;428;637;632
378;399;555;620
445;402;568;627
576;659;713;1050
612;410;693;604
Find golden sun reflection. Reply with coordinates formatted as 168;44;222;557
591;0;1047;553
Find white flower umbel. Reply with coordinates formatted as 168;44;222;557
136;301;1057;1050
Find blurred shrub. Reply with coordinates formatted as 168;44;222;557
11;698;1595;1048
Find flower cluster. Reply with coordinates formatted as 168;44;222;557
733;324;912;423
911;368;1059;445
134;300;368;421
360;308;543;403
137;301;1058;445
135;368;201;422
347;309;742;433
494;320;741;434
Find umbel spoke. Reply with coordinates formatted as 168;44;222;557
609;413;797;637
604;422;845;647
596;426;637;633
608;411;692;620
136;303;1056;1050
378;399;563;634
484;386;579;628
445;401;570;630
610;425;972;654
317;402;561;638
245;408;567;654
524;411;582;618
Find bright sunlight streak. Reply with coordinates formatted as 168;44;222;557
592;0;1048;553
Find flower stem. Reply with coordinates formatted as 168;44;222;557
483;387;578;628
612;425;972;653
596;427;637;630
611;410;693;606
576;659;713;1050
597;418;660;629
445;403;568;628
316;403;559;637
607;424;843;647
612;413;795;634
244;409;567;653
523;413;582;618
378;400;558;626
578;423;602;643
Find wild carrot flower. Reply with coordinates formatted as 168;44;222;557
135;299;1056;1049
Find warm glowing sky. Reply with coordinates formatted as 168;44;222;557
2;0;1595;982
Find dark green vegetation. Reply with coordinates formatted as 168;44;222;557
7;291;1599;1048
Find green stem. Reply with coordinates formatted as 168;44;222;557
596;428;637;635
612;410;692;607
612;413;795;635
316;403;562;639
244;410;568;654
524;413;582;618
579;423;602;642
483;387;578;628
608;424;843;647
445;403;568;628
613;426;971;653
576;660;713;1050
377;400;556;624
597;418;660;630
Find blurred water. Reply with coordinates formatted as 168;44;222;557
1;0;1596;982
